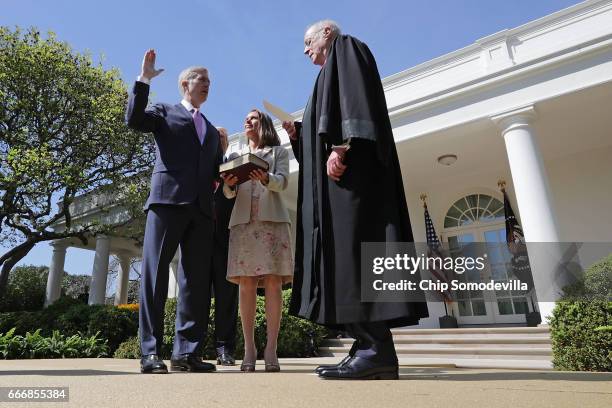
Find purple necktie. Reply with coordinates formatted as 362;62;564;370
192;108;205;145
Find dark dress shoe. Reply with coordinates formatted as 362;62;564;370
314;354;353;374
216;353;236;366
140;354;168;374
318;356;398;380
170;354;216;372
314;341;360;374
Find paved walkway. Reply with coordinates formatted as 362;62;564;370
1;358;611;407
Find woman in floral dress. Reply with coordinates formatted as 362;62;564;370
221;109;293;372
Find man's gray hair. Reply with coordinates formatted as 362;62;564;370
306;19;341;38
177;66;208;96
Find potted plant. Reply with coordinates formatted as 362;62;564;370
438;301;458;328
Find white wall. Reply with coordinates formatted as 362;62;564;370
547;144;612;267
400;141;612;326
547;144;612;242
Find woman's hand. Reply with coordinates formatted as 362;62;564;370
249;168;269;185
221;172;238;187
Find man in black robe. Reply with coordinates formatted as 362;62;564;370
284;20;428;380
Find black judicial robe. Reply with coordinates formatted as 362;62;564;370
289;35;429;328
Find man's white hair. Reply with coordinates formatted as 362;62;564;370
177;66;208;96
306;19;341;38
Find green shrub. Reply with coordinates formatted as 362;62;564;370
55;304;98;336
0;265;48;312
0;312;36;335
116;290;330;360
45;295;85;314
0;298;138;355
0;265;90;313
113;336;140;359
0;328;108;359
583;255;612;299
2;288;330;360
87;306;139;352
550;254;612;372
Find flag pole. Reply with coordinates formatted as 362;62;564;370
419;193;428;208
421;193;450;317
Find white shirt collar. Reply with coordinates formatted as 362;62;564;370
181;99;200;113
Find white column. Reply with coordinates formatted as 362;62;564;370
167;254;180;299
491;105;563;323
45;240;68;307
114;252;132;305
88;235;111;305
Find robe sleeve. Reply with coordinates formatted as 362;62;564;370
318;35;380;145
318;35;395;165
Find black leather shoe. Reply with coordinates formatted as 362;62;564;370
314;354;353;374
318;357;398;380
140;354;168;374
314;340;359;374
170;354;216;372
216;353;236;366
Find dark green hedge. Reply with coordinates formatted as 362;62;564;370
0;328;108;359
550;254;612;371
0;265;48;312
0;266;91;313
115;290;330;359
0;297;138;355
1;289;330;360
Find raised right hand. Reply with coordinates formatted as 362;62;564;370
141;49;165;81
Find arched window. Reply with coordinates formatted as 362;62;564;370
444;194;504;228
442;193;529;324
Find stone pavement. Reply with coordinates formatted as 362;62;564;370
0;358;611;408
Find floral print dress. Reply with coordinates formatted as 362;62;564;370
226;178;293;287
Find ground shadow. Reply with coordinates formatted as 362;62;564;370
0;370;137;377
397;367;612;382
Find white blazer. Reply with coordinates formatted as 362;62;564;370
223;145;291;228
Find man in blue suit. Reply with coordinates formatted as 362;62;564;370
126;49;223;374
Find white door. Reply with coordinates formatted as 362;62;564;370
444;226;528;325
481;227;529;324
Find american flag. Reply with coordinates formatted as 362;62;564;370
424;204;453;302
502;189;533;286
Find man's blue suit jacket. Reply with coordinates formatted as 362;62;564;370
126;81;223;217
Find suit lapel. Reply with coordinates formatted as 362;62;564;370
176;103;201;146
202;116;217;151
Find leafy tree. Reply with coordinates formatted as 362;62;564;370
127;279;140;304
61;272;90;299
0;264;94;312
106;255;141;300
0;264;48;312
0;27;154;294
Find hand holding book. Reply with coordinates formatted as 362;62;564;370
220;172;239;187
219;153;270;186
249;168;269;185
